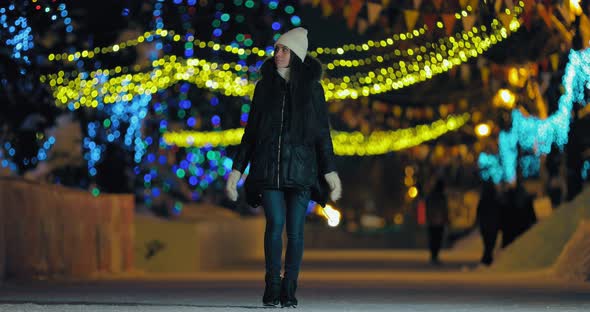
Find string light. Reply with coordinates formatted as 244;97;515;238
0;156;18;173
35;135;56;162
1;6;33;65
322;26;471;69
479;48;590;183
321;8;523;70
46;12;518;89
162;113;470;156
322;20;521;100
48;29;178;62
0;142;19;173
47;15;517;108
3;2;73;57
47;4;490;62
44;2;523;106
47;56;256;108
332;113;470;156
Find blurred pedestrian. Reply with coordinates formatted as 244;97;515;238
425;179;449;265
545;146;564;208
500;178;537;248
224;27;342;308
476;180;500;265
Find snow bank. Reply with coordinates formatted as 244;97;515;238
490;186;590;272
553;220;590;282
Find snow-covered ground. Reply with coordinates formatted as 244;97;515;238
2;188;589;311
1;247;589;312
486;187;590;281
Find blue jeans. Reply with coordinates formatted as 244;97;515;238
262;188;310;281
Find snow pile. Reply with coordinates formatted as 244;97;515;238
490;186;590;273
553;220;590;282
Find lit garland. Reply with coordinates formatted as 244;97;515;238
46;3;484;62
323;20;514;70
44;13;517;86
479;48;590;183
519;154;541;178
322;20;521;99
0;149;18;173
82;57;155;177
310;6;481;56
47;29;177;62
1;4;33;65
47;0;299;62
0;142;18;173
0;134;57;170
323;3;525;70
332;113;470;156
46;56;256;108
41;54;262;82
140;0;276;207
36;135;56;163
162;113;470;156
1;1;73;65
46;16;519;109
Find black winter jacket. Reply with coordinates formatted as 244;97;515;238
231;56;336;207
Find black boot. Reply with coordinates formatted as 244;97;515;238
262;274;281;307
280;277;298;308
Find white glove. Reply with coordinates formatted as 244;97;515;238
324;171;342;202
225;169;242;201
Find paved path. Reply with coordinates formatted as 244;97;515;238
1;250;589;311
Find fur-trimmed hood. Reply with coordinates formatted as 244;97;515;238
259;54;324;82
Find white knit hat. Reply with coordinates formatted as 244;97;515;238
275;27;308;62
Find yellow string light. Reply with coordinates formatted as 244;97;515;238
311;6;481;56
47;6;486;62
162;113;471;156
324;22;495;69
45;5;522;107
322;19;522;100
48;56;255;108
46;19;518;107
41;54;256;83
332;113;470;155
46;23;489;80
46;4;523;83
323;5;523;78
48;29;178;62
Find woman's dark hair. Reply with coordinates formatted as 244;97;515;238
288;52;304;93
286;52;314;143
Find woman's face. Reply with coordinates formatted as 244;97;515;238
274;44;291;68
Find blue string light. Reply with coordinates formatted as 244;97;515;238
479;48;590;183
1;6;33;65
0;146;18;173
1;1;73;67
36;136;56;162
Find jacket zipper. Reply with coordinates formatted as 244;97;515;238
277;91;286;187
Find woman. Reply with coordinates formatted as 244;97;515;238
224;27;342;308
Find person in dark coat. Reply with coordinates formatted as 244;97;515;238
224;27;342;308
476;180;501;265
425;179;449;265
500;179;537;248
